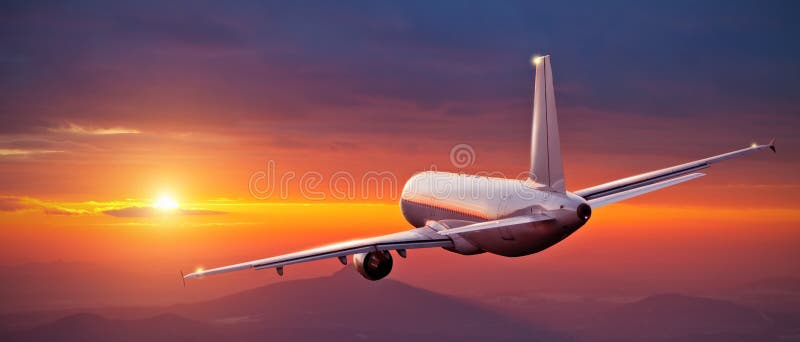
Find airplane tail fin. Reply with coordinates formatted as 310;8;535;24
529;55;565;192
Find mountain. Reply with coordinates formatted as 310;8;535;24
0;313;220;342
0;269;559;341
7;270;795;341
573;293;776;341
166;268;555;340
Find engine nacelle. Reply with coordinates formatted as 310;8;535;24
353;251;393;281
576;203;592;221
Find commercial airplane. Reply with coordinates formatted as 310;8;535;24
183;55;775;282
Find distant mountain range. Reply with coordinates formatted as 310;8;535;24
2;270;799;341
573;293;777;341
1;269;554;341
2;313;219;342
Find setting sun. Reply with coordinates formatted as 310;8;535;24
153;194;179;210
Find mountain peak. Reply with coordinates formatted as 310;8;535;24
53;313;105;326
328;266;358;279
163;267;549;340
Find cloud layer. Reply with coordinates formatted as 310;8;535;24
0;196;85;215
102;206;226;218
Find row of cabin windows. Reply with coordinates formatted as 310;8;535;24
410;200;482;219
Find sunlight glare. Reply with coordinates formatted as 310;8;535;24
154;194;179;210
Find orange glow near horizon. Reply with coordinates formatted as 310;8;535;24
0;173;799;310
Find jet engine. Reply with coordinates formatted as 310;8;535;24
576;203;592;221
353;250;393;281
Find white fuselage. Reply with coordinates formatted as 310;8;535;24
400;171;590;257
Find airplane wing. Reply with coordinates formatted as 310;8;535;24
587;172;705;209
183;226;453;280
183;215;563;280
575;140;775;207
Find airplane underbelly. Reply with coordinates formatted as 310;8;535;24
463;221;578;257
401;198;580;257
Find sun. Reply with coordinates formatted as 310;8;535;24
153;194;179;210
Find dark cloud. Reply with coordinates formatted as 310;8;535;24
0;1;798;196
102;207;151;218
102;206;226;218
2;1;797;137
112;11;244;51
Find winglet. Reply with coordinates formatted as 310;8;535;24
180;270;186;288
769;138;776;153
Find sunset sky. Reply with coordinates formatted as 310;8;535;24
1;1;799;311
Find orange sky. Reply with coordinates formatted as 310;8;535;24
1;1;799;312
0;98;798;310
1;199;798;311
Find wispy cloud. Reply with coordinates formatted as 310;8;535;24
102;206;226;218
42;207;84;216
50;123;141;135
0;195;230;218
0;149;63;156
0;196;30;211
0;196;87;215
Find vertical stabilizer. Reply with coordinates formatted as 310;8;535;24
529;55;565;192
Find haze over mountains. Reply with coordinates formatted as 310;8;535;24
2;268;798;341
1;269;549;341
